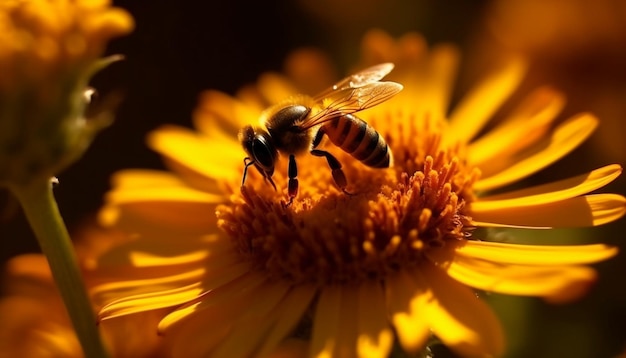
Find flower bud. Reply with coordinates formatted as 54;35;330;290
0;0;133;187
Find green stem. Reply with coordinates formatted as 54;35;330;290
10;178;109;358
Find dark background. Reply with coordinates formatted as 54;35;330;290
2;1;625;357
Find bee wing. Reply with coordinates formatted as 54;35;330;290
312;63;396;103
300;81;403;130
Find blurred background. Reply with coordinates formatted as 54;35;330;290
2;0;625;357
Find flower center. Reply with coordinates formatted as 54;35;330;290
217;112;480;285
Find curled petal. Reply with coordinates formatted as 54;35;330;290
473;164;622;210
158;270;265;333
453;240;618;266
475;113;598;192
436;251;602;303
471;194;626;228
98;282;204;320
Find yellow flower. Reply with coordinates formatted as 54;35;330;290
0;224;166;357
94;31;624;357
0;0;133;186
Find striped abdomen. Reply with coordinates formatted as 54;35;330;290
321;114;392;168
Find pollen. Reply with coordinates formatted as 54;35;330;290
216;111;480;285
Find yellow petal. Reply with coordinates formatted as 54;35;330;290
447;57;526;144
473;164;623;210
471;194;626;228
192;90;261;136
357;281;394;358
405;44;459;121
454;240;618;266
310;285;342;358
107;169;190;189
256;285;317;358
98;282;204;320
163;302;233;357
100;199;219;234
211;282;291;358
257;73;299;105
146;124;242;183
474;113;598;192
100;171;224;231
468;86;564;166
128;249;209;268
385;270;430;353
95;234;230;270
440;253;600;303
417;263;505;357
105;168;224;200
105;180;224;204
157;270;264;332
333;286;359;358
211;317;273;358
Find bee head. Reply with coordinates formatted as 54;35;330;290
239;125;278;174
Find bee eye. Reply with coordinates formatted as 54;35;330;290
252;135;276;170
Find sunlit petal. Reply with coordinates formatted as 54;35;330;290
417;264;505;357
447;57;526;144
357;281;394;358
100;200;219;234
454;240;618;266
158;270;265;332
258;73;300;105
468;86;565;166
147;125;242;183
98;282;203;320
385;270;430;353
193;90;262;136
475;113;598;191
473;164;623;210
399;44;460;120
440;253;601;303
471;193;626;228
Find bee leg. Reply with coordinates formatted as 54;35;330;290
310;149;351;195
241;157;255;187
286;154;298;206
312;127;325;148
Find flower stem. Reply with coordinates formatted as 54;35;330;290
10;178;108;358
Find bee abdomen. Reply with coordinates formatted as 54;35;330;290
323;114;391;168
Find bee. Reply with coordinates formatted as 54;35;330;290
239;63;402;205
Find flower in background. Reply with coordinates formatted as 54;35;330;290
0;2;134;357
0;0;133;187
482;0;626;181
0;224;165;357
94;30;624;357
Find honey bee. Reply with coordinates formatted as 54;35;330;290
239;63;402;204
